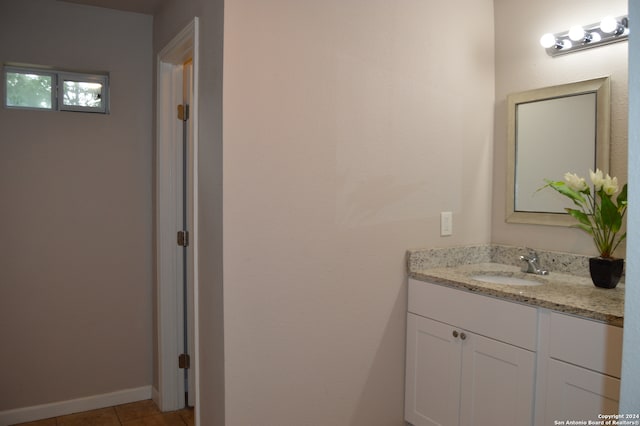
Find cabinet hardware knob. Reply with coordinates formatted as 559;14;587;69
460;332;467;340
452;330;459;338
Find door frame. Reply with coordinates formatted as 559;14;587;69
155;17;200;416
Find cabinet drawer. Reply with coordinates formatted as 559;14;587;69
408;279;538;351
548;312;622;378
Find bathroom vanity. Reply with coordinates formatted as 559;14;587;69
405;246;624;426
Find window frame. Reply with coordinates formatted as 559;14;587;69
58;72;109;113
3;64;110;114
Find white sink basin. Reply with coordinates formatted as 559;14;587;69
470;274;544;286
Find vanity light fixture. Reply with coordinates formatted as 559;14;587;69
540;15;629;57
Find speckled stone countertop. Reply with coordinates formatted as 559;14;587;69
407;245;625;327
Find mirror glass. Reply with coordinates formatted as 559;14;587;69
506;77;611;226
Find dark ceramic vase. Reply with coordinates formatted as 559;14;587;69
589;257;624;289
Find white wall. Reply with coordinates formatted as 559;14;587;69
222;0;494;424
492;0;628;256
620;0;640;411
0;1;153;411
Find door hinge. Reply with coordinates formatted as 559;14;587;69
179;353;191;369
177;230;189;247
177;104;190;121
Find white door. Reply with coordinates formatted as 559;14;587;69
459;333;536;426
405;313;462;426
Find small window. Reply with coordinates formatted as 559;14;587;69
5;67;55;110
4;65;109;114
59;72;108;113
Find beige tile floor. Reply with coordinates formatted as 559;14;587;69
12;400;194;426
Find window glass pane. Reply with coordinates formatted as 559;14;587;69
4;66;108;113
5;71;52;109
63;80;103;108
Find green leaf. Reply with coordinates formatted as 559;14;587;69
566;208;592;228
545;181;586;207
600;194;622;233
617;183;628;207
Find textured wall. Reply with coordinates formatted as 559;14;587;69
222;0;495;424
0;1;153;410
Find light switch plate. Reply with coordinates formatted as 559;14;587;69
440;211;453;236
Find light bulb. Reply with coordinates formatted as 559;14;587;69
600;16;619;34
569;26;586;41
540;33;557;48
561;39;572;50
590;32;602;43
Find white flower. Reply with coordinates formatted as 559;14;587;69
545;169;628;258
603;174;619;195
590;169;605;191
564;172;588;192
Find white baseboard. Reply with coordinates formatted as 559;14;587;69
0;385;152;426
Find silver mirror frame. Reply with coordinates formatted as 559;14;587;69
506;76;611;226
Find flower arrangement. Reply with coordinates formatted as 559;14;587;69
542;169;627;258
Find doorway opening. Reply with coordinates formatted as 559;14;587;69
156;17;200;422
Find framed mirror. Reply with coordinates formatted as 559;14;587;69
506;76;611;226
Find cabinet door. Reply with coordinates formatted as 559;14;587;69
405;313;462;426
459;332;536;426
544;359;620;422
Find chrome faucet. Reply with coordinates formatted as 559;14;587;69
519;251;549;275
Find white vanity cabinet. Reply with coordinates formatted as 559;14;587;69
540;312;623;422
405;279;538;426
405;278;625;426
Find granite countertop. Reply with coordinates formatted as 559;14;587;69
407;245;625;327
